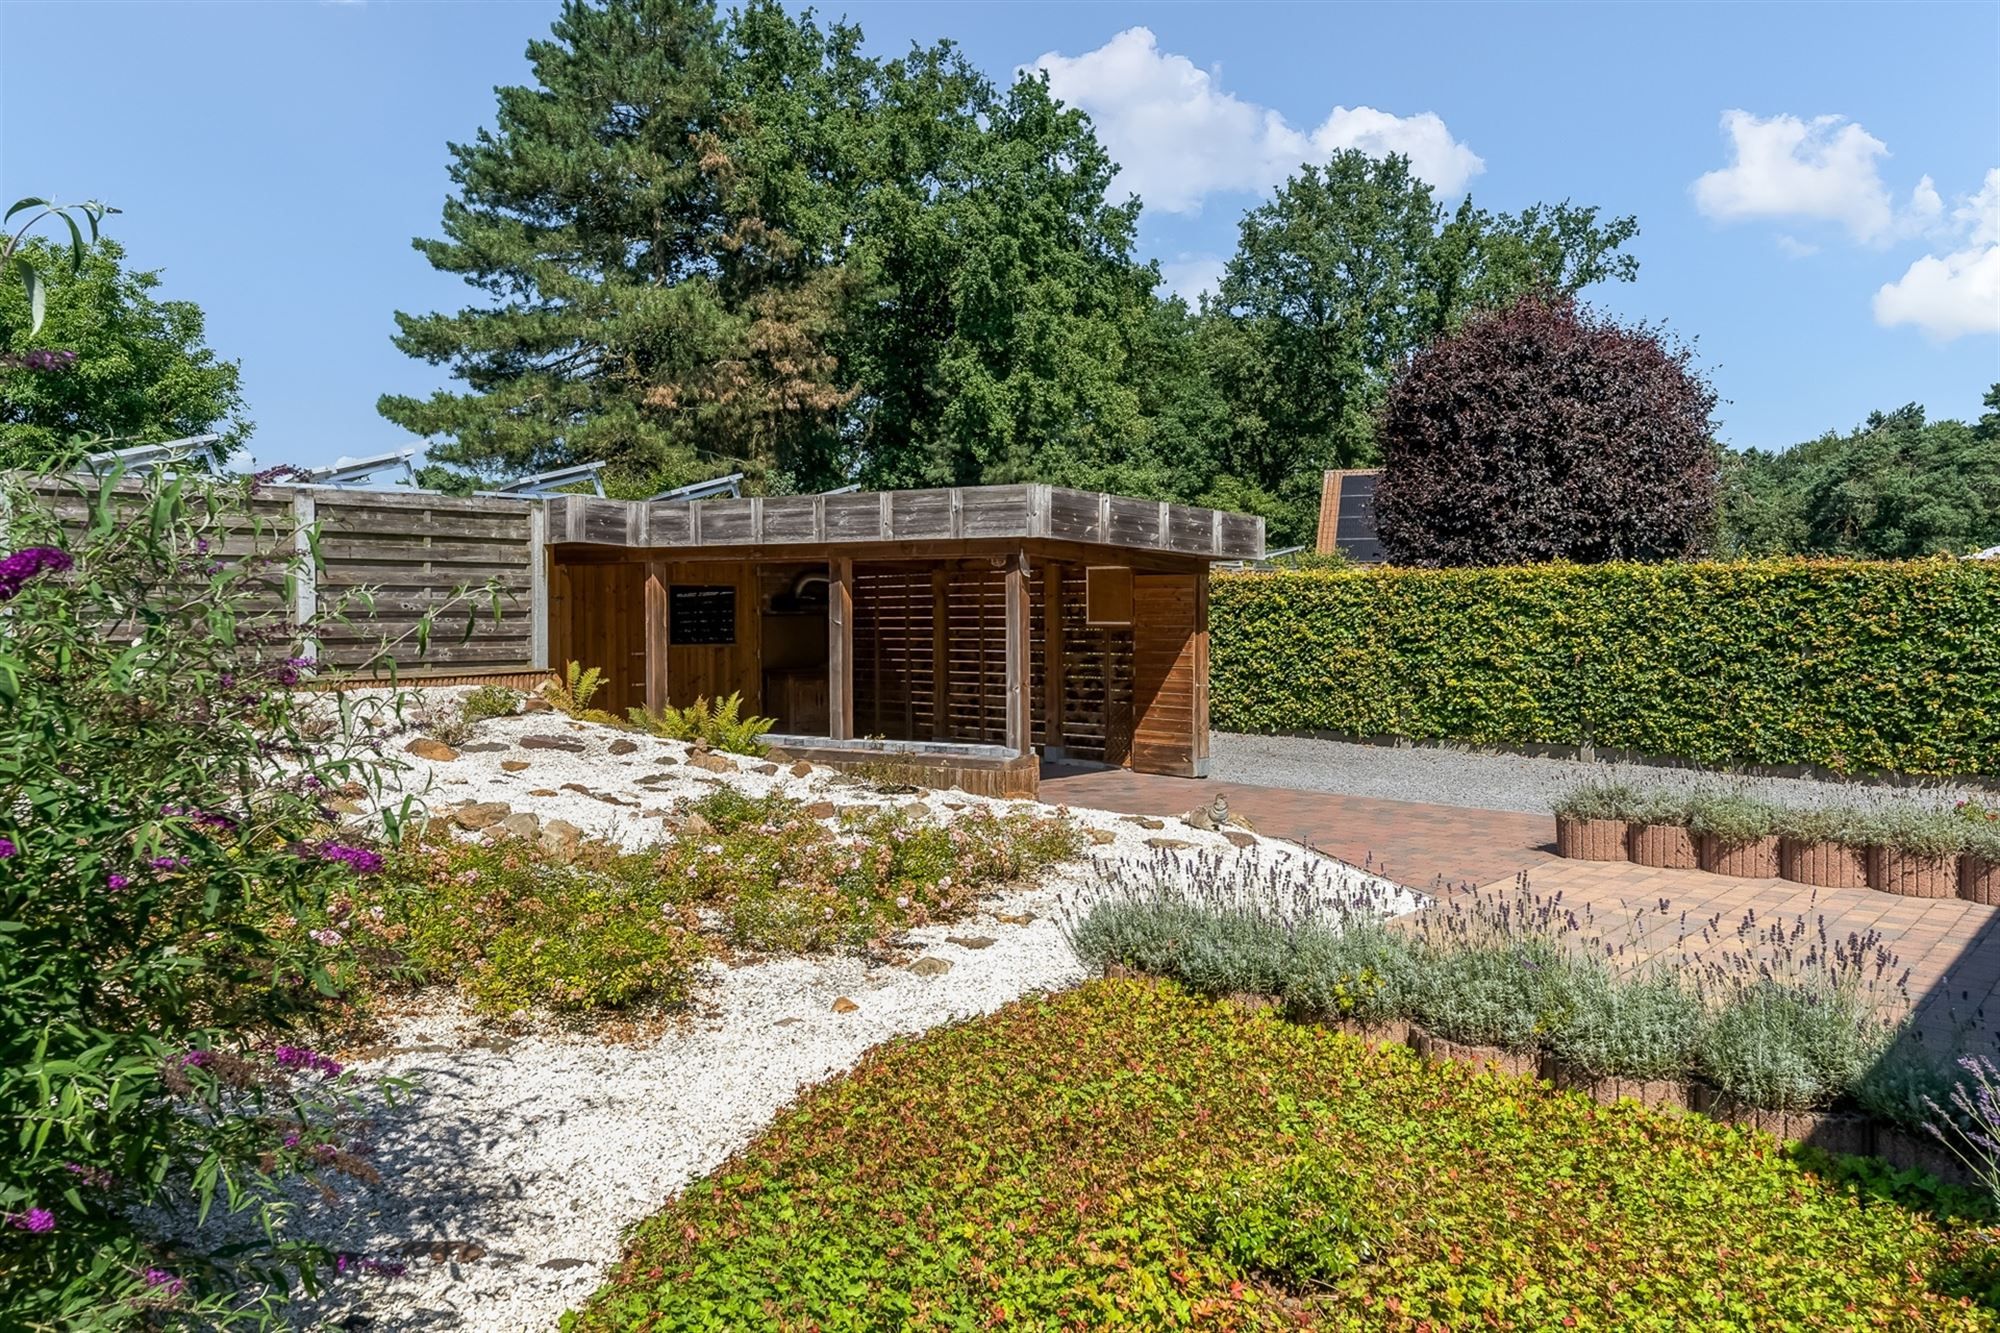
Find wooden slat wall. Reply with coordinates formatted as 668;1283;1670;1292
1055;564;1134;764
551;559;645;714
311;492;536;673
852;565;936;741
1130;572;1205;777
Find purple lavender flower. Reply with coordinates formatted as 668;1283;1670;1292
0;546;73;601
0;837;15;859
142;1268;187;1297
316;843;384;875
273;1045;342;1078
148;856;187;871
8;1208;55;1233
106;872;130;891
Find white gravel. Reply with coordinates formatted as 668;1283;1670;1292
1208;730;1993;816
203;692;1419;1331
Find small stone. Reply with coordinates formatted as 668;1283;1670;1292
561;782;595;795
943;802;967;811
805;801;837;820
900;801;930;819
458;742;511;754
831;996;860;1013
1120;815;1165;830
682;812;714;837
528;788;558;797
327;796;365;816
687;752;736;774
1087;829;1117;845
499;812;542;840
946;935;996;950
521;698;554;713
608;738;640;755
1222;830;1257;849
995;911;1036;926
452;802;512;830
789;761;814;778
539;1257;589;1271
907;956;952;977
752;762;779;775
500;759;530;772
405;738;459;762
773;1017;803;1027
1146;837;1194;851
521;735;586;752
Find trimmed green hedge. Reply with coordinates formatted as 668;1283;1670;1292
1210;560;1999;776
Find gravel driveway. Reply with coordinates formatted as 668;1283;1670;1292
1208;731;1991;816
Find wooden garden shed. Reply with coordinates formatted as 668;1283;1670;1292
543;485;1263;796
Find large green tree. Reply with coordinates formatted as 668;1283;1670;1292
0;238;249;469
1717;390;2000;558
382;0;1171;497
1199;152;1639;540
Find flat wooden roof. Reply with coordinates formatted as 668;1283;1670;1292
545;483;1264;562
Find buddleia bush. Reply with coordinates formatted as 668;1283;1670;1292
0;468;407;1326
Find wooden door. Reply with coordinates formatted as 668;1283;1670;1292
1129;572;1209;778
554;560;645;715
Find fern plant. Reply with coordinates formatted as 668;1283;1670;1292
543;661;606;718
628;691;776;755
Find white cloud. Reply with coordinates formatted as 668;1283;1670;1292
1157;253;1226;304
1873;245;2000;339
1873;170;2000;340
1691;110;1938;245
1031;27;1483;215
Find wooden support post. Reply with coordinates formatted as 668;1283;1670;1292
643;560;669;717
1042;562;1065;757
930;569;948;740
291;490;319;662
527;502;549;669
1003;553;1030;757
829;556;855;740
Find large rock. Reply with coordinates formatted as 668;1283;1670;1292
521;735;586;753
500;760;530;773
608;738;640;756
540;819;582;863
453;802;512;831
788;761;814;778
405;738;459;762
1146;836;1194;851
687;752;736;774
499;812;542;840
907;956;952;977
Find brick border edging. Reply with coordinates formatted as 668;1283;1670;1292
1554;816;2000;907
1205;986;1973;1189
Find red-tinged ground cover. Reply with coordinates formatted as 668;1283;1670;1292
568;979;2000;1331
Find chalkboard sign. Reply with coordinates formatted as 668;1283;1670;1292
669;585;736;645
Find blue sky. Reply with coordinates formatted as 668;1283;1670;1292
2;0;1996;472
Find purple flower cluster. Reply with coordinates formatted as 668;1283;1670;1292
148;855;187;871
2;348;77;371
317;843;384;875
0;546;72;601
177;1050;212;1068
107;872;131;891
7;1207;55;1233
142;1267;187;1297
273;1045;342;1078
0;837;15;859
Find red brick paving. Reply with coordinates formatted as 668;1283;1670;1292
1041;762;2000;1054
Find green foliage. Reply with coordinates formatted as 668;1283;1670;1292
627;691;775;755
1198;153;1639;542
358;832;703;1016
1684;790;1779;846
0;238;249;470
459;684;523;724
0;469;395;1323
542;661;606;718
2;195;118;335
1209;560;2000;776
1718;395;2000;558
570;981;1995;1331
670;791;1080;953
1549;972;1705;1081
1959;800;2000;862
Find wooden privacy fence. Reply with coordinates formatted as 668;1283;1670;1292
21;477;549;684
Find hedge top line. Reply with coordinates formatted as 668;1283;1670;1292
1220;555;2000;583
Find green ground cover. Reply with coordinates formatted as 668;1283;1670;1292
570;980;1999;1332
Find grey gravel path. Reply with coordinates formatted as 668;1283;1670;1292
1208;731;1994;816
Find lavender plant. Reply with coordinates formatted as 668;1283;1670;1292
1925;1056;2000;1207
